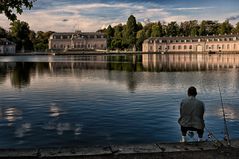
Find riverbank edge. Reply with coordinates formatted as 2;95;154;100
1;51;239;56
0;140;238;159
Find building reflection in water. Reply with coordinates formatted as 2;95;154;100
214;106;239;121
15;123;31;138
0;107;22;124
142;54;239;71
49;103;64;117
0;54;239;91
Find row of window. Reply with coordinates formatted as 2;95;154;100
149;37;239;44
52;35;105;40
52;43;105;49
147;43;239;51
158;45;193;50
206;44;238;50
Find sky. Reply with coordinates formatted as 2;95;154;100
0;0;239;32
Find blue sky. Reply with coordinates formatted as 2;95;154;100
0;0;239;32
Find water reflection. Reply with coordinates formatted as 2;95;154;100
0;107;22;124
10;63;32;88
214;106;239;121
49;103;64;117
142;54;239;71
42;121;82;136
15;123;31;138
0;54;239;148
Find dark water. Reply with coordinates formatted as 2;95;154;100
0;53;239;148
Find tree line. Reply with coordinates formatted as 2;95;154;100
0;20;53;52
99;15;239;51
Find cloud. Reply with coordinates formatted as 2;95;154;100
227;15;239;21
171;7;214;11
0;1;236;32
1;2;175;32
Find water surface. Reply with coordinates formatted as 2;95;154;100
0;54;239;148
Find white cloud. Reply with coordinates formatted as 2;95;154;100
0;2;230;32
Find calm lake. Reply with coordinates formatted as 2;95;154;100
0;53;239;148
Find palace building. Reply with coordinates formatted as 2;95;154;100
48;31;107;51
0;38;16;55
142;34;239;53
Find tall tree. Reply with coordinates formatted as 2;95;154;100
0;0;36;21
10;20;33;51
136;30;146;51
112;24;123;49
143;23;154;38
232;22;239;34
106;25;114;50
166;21;180;36
199;20;219;36
124;15;137;48
218;20;233;35
151;23;162;37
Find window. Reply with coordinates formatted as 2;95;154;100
173;45;175;50
234;44;236;50
150;46;153;51
159;46;162;50
178;45;181;50
227;44;230;49
211;45;214;50
189;45;192;49
184;45;187;50
222;45;224;49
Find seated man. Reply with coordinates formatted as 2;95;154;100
178;86;205;142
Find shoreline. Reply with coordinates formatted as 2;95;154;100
1;51;239;56
0;140;238;159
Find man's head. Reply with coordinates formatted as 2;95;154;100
188;86;197;97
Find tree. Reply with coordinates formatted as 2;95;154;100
136;30;146;51
124;15;138;48
166;21;180;36
0;26;8;38
232;22;239;34
143;23;154;38
10;20;33;51
179;20;199;36
112;24;123;49
218;20;233;35
151;23;162;37
0;0;36;21
106;25;114;50
199;20;219;36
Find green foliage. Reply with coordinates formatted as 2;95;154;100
179;20;199;36
166;21;180;36
10;20;33;51
124;15;138;48
0;0;36;21
218;20;233;35
106;25;114;49
232;22;239;34
199;20;220;36
151;24;161;37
